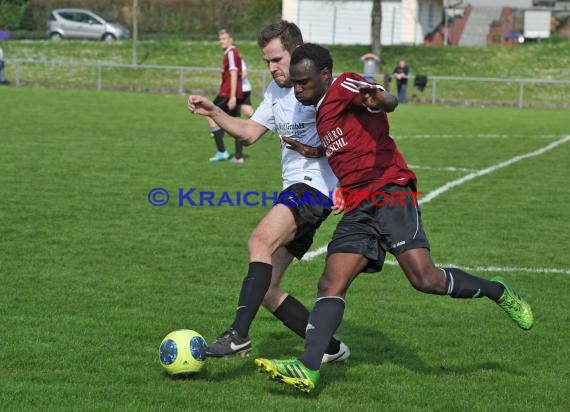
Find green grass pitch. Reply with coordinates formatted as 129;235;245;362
0;87;568;411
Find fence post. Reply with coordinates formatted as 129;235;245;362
178;68;184;94
16;60;20;87
431;78;436;104
97;63;102;91
518;80;524;108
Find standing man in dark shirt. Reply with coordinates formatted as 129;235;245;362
393;59;409;103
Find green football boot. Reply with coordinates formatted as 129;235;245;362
492;276;533;330
255;358;320;393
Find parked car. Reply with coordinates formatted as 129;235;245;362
47;9;130;41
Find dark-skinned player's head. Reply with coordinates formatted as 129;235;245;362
290;43;333;106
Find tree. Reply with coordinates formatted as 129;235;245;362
132;0;138;65
371;0;382;71
19;4;35;30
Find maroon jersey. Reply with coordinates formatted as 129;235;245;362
316;72;416;210
218;46;243;99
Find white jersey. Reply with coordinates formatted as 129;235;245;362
251;81;337;195
241;60;252;93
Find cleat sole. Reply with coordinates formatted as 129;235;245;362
255;359;314;393
238;348;252;357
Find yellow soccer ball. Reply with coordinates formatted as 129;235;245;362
159;329;207;375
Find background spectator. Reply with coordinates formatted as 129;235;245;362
393;59;409;103
0;46;6;84
360;53;379;83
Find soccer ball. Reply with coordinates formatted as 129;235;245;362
159;329;207;375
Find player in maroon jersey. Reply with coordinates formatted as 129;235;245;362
254;43;534;393
207;29;245;163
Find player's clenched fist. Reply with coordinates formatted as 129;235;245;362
358;85;380;108
358;85;398;112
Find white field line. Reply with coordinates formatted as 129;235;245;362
397;134;560;139
302;245;330;261
301;135;570;274
419;135;570;204
407;164;477;173
302;247;570;275
380;259;570;275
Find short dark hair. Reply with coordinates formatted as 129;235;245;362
257;20;303;55
290;43;333;74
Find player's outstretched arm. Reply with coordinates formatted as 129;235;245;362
281;135;325;158
358;86;399;113
187;95;266;145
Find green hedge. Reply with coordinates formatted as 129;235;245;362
0;1;26;30
22;0;281;35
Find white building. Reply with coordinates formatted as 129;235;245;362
282;0;444;45
282;0;542;46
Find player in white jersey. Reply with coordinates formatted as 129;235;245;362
251;80;336;195
240;59;254;119
187;21;349;362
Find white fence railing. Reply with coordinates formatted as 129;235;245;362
5;58;272;96
4;59;570;109
422;76;570;108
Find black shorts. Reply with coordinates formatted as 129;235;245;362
240;91;252;106
327;184;430;273
213;95;241;117
277;183;332;260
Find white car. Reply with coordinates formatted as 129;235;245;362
47;8;130;41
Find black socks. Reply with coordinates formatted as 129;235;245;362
299;296;345;370
443;267;504;302
273;295;341;355
230;262;272;337
234;141;243;160
211;126;225;152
